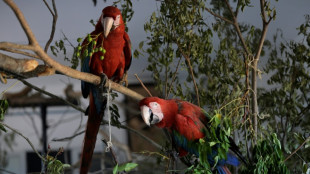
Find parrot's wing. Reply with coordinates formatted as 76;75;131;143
173;113;206;156
123;32;132;71
81;55;91;98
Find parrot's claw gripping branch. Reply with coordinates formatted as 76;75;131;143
98;73;108;97
99;73;108;89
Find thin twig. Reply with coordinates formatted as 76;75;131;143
0;122;46;162
284;135;310;162
102;139;118;165
19;78;85;113
43;0;58;52
0;47;40;59
175;41;200;106
52;120;162;150
134;74;152;97
166;57;182;99
204;7;233;24
52;130;85;142
3;0;38;46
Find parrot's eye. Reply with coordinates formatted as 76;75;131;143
149;102;159;108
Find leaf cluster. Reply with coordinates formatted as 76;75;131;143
258;15;310;172
240;133;289;174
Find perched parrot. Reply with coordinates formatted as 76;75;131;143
80;6;131;174
139;97;247;174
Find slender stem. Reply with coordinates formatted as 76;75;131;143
284;135;310;162
43;0;58;52
134;74;152;97
0;122;46;162
3;0;38;46
19;79;85;113
204;7;233;24
166;57;182;98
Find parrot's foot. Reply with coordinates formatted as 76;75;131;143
97;73;108;103
120;72;129;87
99;73;108;89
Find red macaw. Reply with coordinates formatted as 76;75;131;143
139;97;247;174
80;6;131;174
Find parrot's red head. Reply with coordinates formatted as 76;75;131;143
97;6;125;38
139;97;177;128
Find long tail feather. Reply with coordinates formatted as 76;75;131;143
228;137;249;166
216;166;232;174
80;93;106;174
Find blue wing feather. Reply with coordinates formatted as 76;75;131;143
81;56;91;98
81;49;104;114
172;130;239;174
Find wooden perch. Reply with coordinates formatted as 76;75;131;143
0;52;38;73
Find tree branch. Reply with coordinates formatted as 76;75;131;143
251;0;271;140
1;0;145;101
3;0;38;46
43;0;58;52
224;0;250;55
0;121;46;162
204;7;233;24
0;53;38;73
284;135;310;162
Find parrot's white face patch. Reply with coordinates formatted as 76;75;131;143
149;102;163;118
140;102;164;126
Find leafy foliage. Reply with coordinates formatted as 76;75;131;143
46;147;70;174
136;0;307;173
240;133;289;174
258;15;310;173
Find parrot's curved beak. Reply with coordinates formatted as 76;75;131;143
140;105;162;126
140;105;151;126
102;17;114;38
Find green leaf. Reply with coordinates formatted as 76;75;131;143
139;41;144;49
209;142;216;147
303;163;308;173
0;100;9;120
113;164;118;174
0;125;7;132
119;162;138;172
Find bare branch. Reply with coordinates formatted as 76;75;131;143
43;0;58;52
0;42;35;51
224;0;250;56
0;47;40;59
3;0;38;46
204;7;233;24
284;135;310;162
0;53;38;73
19;78;85;113
134;74;152;97
52;121;162;150
0;121;46;162
166;57;182;99
174;41;200;106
